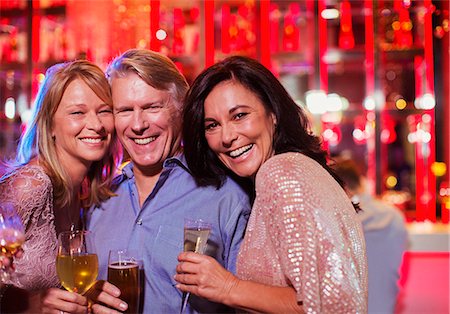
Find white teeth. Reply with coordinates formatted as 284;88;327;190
81;138;102;143
229;144;253;158
134;137;156;145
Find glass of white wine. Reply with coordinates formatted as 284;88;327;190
0;202;25;283
56;230;98;295
180;218;212;313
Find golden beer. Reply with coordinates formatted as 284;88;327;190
108;261;140;313
56;253;98;295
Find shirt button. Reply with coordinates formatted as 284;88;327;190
136;219;143;225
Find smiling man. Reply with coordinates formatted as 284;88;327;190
85;49;251;314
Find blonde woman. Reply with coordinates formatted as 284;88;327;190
0;60;120;313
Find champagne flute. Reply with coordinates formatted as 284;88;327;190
108;249;141;313
56;230;98;295
180;218;212;314
0;202;25;283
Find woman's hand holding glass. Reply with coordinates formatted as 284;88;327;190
174;252;239;305
0;203;25;283
179;219;212;313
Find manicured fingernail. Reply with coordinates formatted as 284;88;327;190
119;302;128;310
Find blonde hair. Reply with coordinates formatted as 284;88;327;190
15;60;120;209
106;49;189;111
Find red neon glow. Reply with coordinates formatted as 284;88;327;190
365;0;375;194
282;3;299;51
380;111;389;194
236;5;251;53
172;8;185;55
318;0;328;92
204;1;214;67
260;0;271;68
440;181;449;223
424;0;435;93
150;0;160;52
414;56;424;98
393;0;413;48
221;4;231;54
380;116;397;144
322;123;342;147
269;3;278;54
365;0;374;94
31;0;41;101
443;204;449;224
32;0;40;63
423;0;436;221
339;0;355;49
190;7;199;22
411;114;436;222
352;116;368;145
397;252;450;313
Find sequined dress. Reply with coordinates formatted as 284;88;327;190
0;164;60;290
237;153;368;313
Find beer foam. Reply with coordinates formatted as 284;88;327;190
108;261;139;269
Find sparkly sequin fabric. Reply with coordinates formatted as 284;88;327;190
237;152;368;313
0;164;60;290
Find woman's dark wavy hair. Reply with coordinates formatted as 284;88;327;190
183;56;346;194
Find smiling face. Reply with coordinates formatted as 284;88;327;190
112;72;182;175
203;80;277;178
52;78;114;169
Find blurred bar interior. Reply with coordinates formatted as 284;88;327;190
0;0;449;311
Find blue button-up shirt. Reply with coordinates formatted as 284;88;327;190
87;155;251;313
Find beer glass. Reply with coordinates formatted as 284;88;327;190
180;219;212;313
0;203;25;283
108;249;141;313
56;230;98;295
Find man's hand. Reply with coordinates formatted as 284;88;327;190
86;280;128;314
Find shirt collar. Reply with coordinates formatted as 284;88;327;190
121;154;191;179
163;154;191;174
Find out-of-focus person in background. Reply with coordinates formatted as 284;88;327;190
175;55;367;313
0;60;119;313
333;158;408;314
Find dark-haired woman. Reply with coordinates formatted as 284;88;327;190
175;56;368;313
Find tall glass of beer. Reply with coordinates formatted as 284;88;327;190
108;249;141;313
